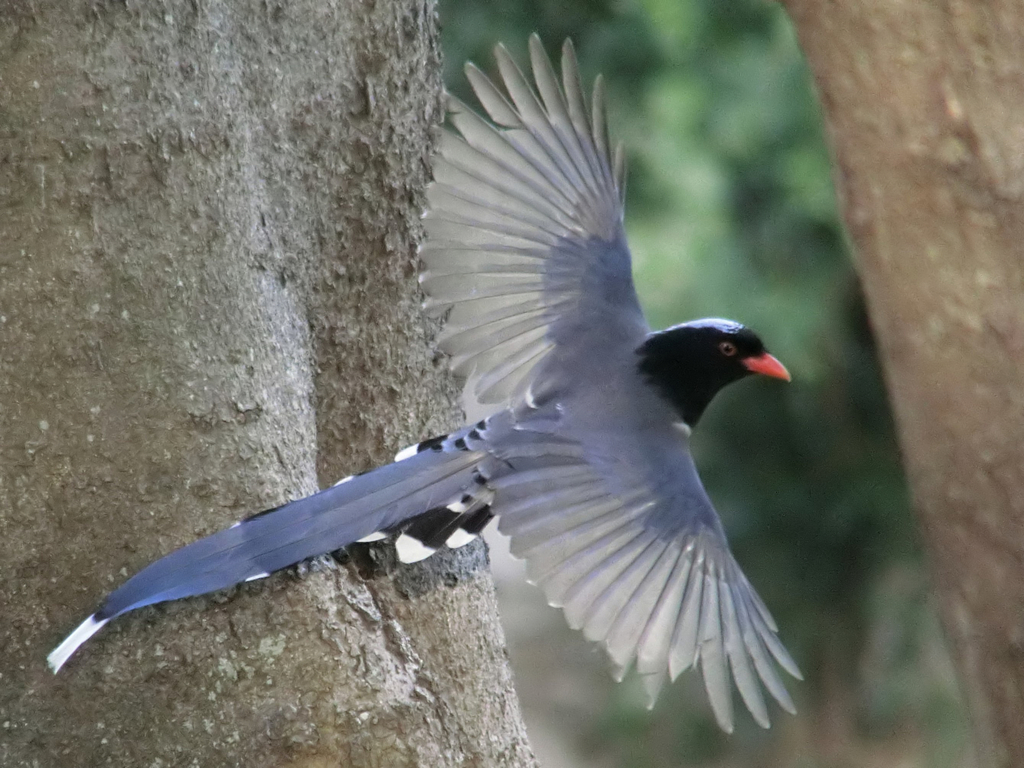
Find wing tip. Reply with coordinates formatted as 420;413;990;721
528;32;544;59
493;40;512;61
783;652;804;681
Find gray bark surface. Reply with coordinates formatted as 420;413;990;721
0;2;535;766
783;2;1024;766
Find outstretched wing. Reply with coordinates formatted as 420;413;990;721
490;416;802;732
421;36;647;409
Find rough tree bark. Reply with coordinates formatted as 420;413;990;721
0;2;535;766
782;2;1024;766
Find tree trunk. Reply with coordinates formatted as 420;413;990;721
782;2;1024;766
0;2;534;766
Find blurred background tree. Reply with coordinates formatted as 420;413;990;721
438;0;971;766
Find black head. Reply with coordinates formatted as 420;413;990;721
636;318;790;428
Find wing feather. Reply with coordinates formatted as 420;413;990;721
488;428;799;729
446;102;578;213
634;542;695;676
720;574;770;728
736;587;798;714
560;532;657;628
465;64;583;207
581;535;666;645
423;35;641;410
698;563;733;731
669;545;707;678
494;45;590;196
529;37;603;201
434;133;580;229
601;539;679;666
546;530;654;614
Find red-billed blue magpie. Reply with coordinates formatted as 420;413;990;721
49;36;800;733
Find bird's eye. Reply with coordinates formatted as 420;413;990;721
719;341;737;357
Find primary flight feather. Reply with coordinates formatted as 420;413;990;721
49;36;800;733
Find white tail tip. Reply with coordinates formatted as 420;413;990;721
445;529;477;549
48;614;109;673
394;444;419;462
396;533;436;563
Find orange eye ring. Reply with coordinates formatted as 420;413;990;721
719;341;737;357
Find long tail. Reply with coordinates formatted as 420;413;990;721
49;428;492;672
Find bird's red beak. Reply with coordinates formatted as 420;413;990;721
742;353;791;382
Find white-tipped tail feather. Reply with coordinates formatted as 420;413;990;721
48;428;489;672
446;497;472;514
445;529;478;549
394;444;419;462
396;533;436;563
48;615;109;673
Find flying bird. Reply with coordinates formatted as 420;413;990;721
49;35;800;733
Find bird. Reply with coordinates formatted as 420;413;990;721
48;35;801;733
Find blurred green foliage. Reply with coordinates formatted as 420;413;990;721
438;0;969;765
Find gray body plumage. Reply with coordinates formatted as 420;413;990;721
49;36;799;733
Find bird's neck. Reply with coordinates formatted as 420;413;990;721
635;334;725;428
